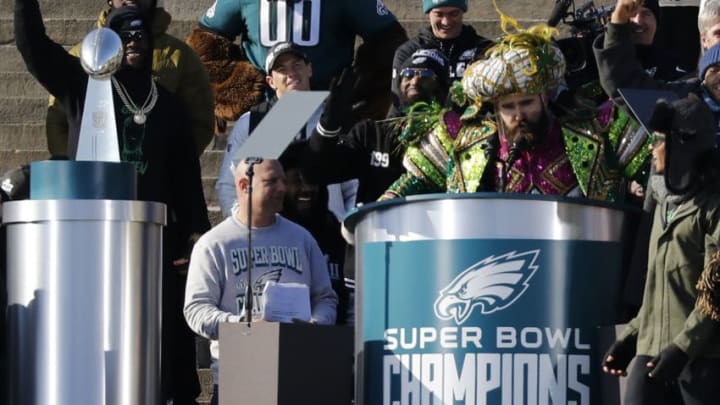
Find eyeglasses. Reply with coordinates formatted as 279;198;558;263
119;30;144;43
400;68;436;79
649;132;666;146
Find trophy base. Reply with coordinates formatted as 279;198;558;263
30;160;137;200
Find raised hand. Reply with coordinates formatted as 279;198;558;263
319;68;356;133
611;0;644;24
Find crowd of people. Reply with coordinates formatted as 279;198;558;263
4;0;720;403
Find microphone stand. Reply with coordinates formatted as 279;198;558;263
483;134;501;192
500;161;510;192
502;137;530;192
242;157;263;328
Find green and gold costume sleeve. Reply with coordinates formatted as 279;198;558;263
606;105;651;182
384;110;459;198
380;172;441;200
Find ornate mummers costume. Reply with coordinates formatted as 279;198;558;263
381;13;647;202
384;106;628;200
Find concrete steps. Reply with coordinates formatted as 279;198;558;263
0;72;51;98
0;150;50;169
0;97;47;125
0;45;30;72
0;17;97;45
0;123;47;150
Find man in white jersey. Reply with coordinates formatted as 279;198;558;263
184;159;337;405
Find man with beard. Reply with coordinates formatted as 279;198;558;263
391;0;493;108
14;2;211;403
602;95;720;405
380;16;640;201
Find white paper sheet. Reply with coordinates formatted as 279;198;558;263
261;281;311;323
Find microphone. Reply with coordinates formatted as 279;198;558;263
500;134;530;192
548;0;573;27
506;135;531;168
244;156;263;168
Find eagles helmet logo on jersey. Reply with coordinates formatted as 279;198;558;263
434;250;540;325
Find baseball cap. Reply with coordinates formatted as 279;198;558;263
264;42;309;73
422;0;468;13
400;48;449;87
105;6;147;33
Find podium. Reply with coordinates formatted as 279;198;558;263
3;161;166;405
219;322;354;405
343;193;633;405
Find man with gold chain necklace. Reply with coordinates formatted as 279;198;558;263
14;2;211;403
380;9;647;202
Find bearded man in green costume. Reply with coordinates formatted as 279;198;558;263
381;13;648;202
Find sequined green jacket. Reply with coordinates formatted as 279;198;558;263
382;105;647;202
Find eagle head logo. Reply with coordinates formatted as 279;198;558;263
434;250;539;325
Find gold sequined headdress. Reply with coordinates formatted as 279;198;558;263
456;1;566;115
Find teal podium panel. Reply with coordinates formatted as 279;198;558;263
30;160;136;200
344;194;632;405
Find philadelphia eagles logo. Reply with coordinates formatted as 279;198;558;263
434;250;540;325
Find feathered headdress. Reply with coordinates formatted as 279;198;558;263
455;1;566;119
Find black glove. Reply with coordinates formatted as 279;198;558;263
647;344;688;382
602;334;637;376
319;68;355;133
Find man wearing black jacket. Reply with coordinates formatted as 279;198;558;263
302;49;450;290
14;1;211;403
627;0;687;81
391;0;492;107
305;49;450;206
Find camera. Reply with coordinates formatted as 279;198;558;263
549;1;615;103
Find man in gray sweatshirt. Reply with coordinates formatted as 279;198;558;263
184;159;337;405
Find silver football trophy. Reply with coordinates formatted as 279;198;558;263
76;28;123;161
3;26;164;405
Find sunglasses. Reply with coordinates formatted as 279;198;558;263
649;132;666;146
119;30;145;43
400;68;436;79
